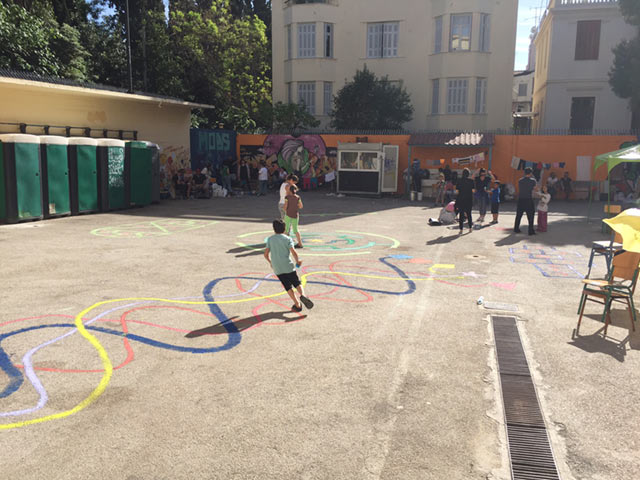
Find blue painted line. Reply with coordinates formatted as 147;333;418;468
0;256;413;399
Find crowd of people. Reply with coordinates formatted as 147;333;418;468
429;165;559;235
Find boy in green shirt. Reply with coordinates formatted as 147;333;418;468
264;220;314;312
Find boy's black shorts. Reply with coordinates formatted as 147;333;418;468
277;271;301;291
490;202;500;214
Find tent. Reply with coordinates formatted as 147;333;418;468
589;143;640;221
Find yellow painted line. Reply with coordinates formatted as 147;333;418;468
1;268;455;430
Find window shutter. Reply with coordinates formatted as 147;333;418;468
575;20;600;60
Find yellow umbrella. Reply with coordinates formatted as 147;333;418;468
603;208;640;253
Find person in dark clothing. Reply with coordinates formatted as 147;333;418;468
455;168;475;233
443;165;452;182
411;159;422;192
514;167;537;235
474;168;491;222
239;160;251;192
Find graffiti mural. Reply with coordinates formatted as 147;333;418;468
190;128;236;173
159;145;190;197
239;135;337;186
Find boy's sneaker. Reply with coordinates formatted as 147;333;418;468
300;295;314;309
292;305;302;312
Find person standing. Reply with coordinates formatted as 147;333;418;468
239;160;251;192
474;168;491;223
546;172;559;199
455;168;475;233
278;174;298;219
489;180;501;224
561;172;572;201
514;167;537;235
535;185;551;232
258;161;268;196
284;184;304;248
221;163;232;196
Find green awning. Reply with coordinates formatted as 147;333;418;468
594;144;640;174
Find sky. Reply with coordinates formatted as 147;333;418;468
515;0;548;70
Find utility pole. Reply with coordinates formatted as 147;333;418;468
125;0;133;93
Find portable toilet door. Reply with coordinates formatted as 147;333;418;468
40;136;71;218
0;134;43;223
126;141;153;207
142;141;161;203
68;137;99;215
96;139;127;211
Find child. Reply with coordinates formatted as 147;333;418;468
489;180;501;224
434;173;446;206
264;220;314;312
444;179;455;203
284;184;304;248
535;185;551;232
561;172;572;201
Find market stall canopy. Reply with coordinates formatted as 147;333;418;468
594;144;640;174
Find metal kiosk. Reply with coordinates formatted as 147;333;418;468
337;142;399;196
96;139;127;211
40;136;70;218
0;134;43;223
68;137;99;215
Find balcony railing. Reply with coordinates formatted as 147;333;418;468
556;0;618;6
285;0;338;6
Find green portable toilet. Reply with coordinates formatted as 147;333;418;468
0;134;43;224
40;136;70;219
96;139;127;211
142;141;161;204
68;137;99;215
126;141;152;207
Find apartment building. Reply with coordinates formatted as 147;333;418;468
272;0;518;131
513;70;535;130
532;0;637;132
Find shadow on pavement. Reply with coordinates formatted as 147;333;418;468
185;311;307;336
226;244;266;257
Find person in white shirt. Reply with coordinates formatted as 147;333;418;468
278;174;298;219
534;185;551;232
258;161;268;196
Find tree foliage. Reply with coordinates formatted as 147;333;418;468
0;0;273;130
609;0;640;118
270;102;320;131
330;66;413;130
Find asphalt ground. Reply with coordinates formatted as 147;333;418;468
1;191;638;480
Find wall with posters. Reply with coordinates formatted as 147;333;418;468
190;128;236;173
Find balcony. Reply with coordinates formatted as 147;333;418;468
554;0;617;6
285;0;338;6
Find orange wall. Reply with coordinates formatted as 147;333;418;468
237;134;637;193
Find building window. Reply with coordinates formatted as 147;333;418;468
475;78;487;114
286;25;292;60
298;23;316;58
575;20;601;60
447;79;468;114
570;97;595;132
323;82;333;115
434;16;442;53
298;82;316;115
431;79;439;114
518;83;527;97
450;14;472;51
479;14;490;52
367;22;399;58
324;23;333;58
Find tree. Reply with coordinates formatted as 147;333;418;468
0;1;89;80
330;66;413;130
609;0;640;123
168;1;271;129
270;102;320;131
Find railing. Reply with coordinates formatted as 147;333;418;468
237;127;640;136
557;0;618;6
285;0;338;6
0;122;138;139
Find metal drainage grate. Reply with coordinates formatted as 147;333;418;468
492;315;560;480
